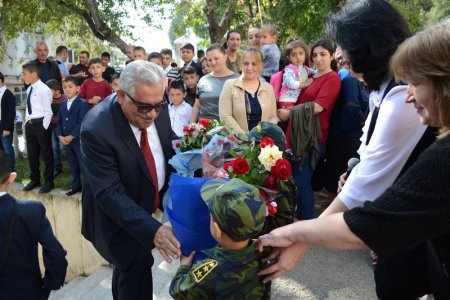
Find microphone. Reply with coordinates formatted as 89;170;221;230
346;157;360;179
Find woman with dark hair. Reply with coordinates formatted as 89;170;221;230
224;30;242;73
279;39;340;220
257;18;450;298
190;44;239;122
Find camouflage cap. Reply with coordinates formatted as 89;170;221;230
235;122;286;150
201;178;266;241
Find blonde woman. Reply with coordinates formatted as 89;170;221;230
219;48;278;133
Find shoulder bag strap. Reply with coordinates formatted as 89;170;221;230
0;199;17;274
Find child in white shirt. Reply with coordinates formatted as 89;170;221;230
168;81;192;137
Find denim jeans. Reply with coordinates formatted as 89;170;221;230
0;132;15;171
291;143;325;220
52;128;63;172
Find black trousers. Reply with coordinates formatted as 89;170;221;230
112;251;154;300
25;121;54;184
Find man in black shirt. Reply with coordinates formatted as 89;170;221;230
33;41;61;84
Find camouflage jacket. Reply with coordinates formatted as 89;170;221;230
169;242;271;299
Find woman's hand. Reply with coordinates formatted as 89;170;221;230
337;172;347;193
257;243;309;283
277;108;290;122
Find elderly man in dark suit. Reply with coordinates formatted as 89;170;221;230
81;60;181;300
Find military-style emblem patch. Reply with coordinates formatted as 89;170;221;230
192;260;218;283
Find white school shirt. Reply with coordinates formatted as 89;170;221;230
130;122;165;191
67;96;77;110
168;101;192;137
339;79;427;209
25;80;53;130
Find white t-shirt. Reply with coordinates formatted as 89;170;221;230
169;101;192;137
339;79;427;209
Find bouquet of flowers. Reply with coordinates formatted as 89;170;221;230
176;119;233;153
225;135;297;234
169;119;235;177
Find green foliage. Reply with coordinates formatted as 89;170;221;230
389;0;428;33
426;0;450;26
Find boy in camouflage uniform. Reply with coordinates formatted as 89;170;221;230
169;178;271;299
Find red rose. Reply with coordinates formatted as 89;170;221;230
260;136;275;148
175;141;181;148
233;158;249;175
199;119;213;128
271;158;292;180
265;174;278;189
267;202;278;217
223;161;234;172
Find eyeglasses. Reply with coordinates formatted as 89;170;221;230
123;91;168;114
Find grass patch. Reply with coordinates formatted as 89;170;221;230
15;156;73;190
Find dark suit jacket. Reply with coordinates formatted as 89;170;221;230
0;88;16;132
80;96;176;271
0;194;67;300
56;96;88;139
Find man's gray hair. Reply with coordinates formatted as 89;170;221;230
119;60;166;97
35;41;48;49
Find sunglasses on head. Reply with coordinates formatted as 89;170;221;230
123;91;168;114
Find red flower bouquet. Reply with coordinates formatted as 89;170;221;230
224;136;297;233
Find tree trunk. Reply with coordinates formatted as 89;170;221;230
204;0;238;44
58;0;129;54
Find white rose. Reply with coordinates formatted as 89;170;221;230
258;145;283;171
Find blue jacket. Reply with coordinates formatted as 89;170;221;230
56;95;88;139
0;194;67;300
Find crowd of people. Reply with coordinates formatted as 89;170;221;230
0;0;449;299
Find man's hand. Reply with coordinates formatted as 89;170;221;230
154;225;181;263
3;130;10;137
180;251;195;266
257;243;309;283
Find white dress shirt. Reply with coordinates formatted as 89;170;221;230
339;79;427;209
67;96;77;110
130;122;166;191
0;85;6;117
25;79;53;129
169;101;192;137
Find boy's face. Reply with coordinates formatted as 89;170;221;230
21;69;38;85
89;63;105;78
102;56;110;67
50;88;61;99
149;58;162;67
182;73;199;90
162;54;172;68
180;49;195;64
111;79;120;93
169;88;185;106
63;81;80;99
133;50;146;61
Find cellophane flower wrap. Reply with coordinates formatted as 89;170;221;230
166;119;235;261
224;136;297;235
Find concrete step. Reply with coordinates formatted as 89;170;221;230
48;250;179;300
49;266;112;300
